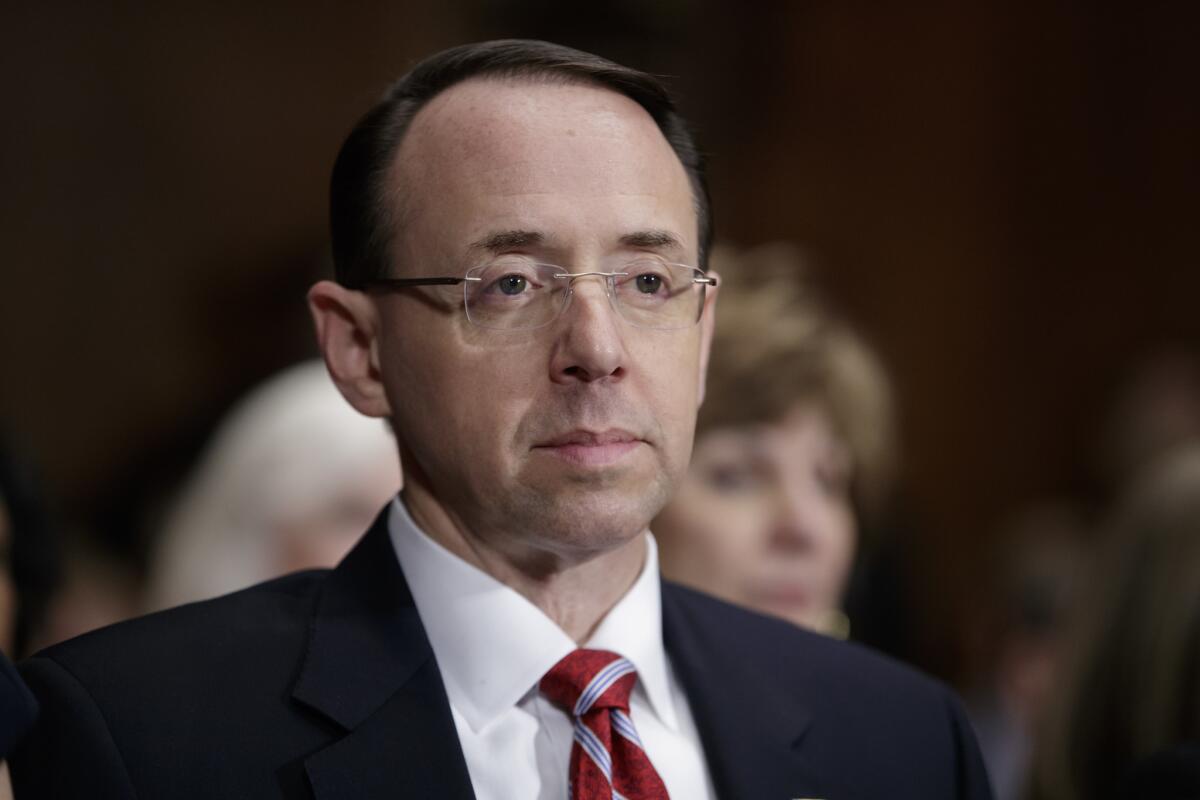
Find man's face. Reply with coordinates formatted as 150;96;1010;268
372;77;712;560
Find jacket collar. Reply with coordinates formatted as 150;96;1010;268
290;510;820;800
292;509;476;799
662;581;822;800
292;509;430;729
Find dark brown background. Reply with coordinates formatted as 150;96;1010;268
3;2;1197;681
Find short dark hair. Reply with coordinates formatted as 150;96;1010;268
329;39;712;289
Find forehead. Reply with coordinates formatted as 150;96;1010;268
387;77;697;261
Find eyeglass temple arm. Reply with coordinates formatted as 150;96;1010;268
364;276;482;288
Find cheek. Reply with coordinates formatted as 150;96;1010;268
661;338;704;406
390;336;539;456
658;479;773;569
634;340;703;454
819;506;859;582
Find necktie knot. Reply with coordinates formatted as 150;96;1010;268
540;648;637;716
539;648;670;799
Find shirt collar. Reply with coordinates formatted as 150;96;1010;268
386;496;679;733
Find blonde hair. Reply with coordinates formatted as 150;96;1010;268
700;243;897;517
146;361;399;611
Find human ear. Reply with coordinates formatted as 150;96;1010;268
307;280;393;418
696;271;719;406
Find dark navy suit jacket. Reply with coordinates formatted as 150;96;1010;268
12;512;992;799
1;650;37;757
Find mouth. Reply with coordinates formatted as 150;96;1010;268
532;428;645;467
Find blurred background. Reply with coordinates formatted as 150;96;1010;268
2;4;1199;790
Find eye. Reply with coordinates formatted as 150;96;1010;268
635;272;664;294
473;260;543;299
815;460;853;499
614;263;677;305
703;462;764;492
496;274;528;295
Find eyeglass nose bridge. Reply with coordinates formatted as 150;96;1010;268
550;270;630;282
550;270;629;317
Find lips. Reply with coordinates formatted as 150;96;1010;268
533;428;644;467
539;429;640;447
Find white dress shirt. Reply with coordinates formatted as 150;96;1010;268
387;497;716;800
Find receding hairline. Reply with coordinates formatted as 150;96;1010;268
330;39;712;288
378;72;705;272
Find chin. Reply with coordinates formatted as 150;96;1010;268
539;490;662;553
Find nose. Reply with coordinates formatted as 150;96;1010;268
548;275;627;385
770;484;821;553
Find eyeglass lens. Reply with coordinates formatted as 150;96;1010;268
463;257;707;331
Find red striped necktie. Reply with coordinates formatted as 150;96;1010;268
540;649;671;800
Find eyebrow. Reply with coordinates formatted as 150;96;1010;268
619;229;683;251
466;228;684;257
468;230;545;254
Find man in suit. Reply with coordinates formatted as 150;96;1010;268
13;40;992;799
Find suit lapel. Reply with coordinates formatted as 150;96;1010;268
289;516;825;799
292;511;476;800
662;582;825;800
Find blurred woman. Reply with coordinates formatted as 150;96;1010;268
1029;443;1200;800
145;360;400;611
653;243;896;636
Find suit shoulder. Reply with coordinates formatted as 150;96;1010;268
33;569;328;678
663;580;948;701
665;582;994;798
15;571;337;797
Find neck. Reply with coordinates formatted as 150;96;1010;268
400;483;647;642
